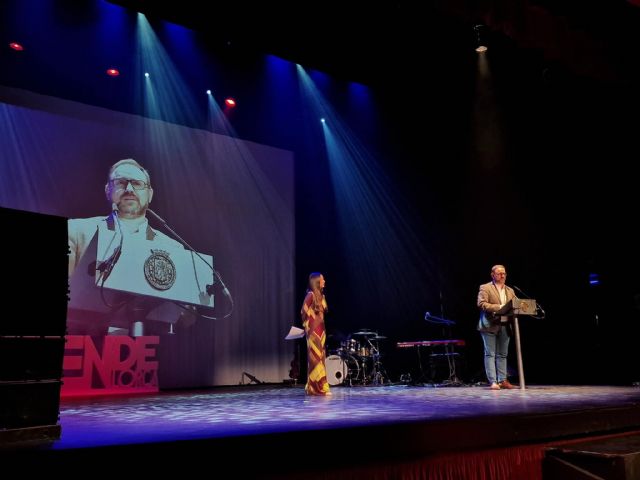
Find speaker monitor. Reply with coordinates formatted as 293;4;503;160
0;381;62;429
544;434;640;480
0;206;68;337
0;337;65;381
0;207;67;437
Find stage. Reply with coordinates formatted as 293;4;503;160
4;384;640;477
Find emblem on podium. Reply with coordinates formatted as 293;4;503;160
144;249;176;290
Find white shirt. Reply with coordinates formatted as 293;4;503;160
496;283;508;323
118;217;150;237
496;283;507;306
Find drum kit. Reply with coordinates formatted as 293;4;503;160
326;330;386;386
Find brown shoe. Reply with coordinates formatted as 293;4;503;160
498;380;515;389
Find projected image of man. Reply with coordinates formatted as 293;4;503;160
68;158;182;276
67;158;184;335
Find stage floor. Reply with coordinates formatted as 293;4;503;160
54;384;640;450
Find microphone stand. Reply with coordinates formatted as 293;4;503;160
147;208;234;319
424;312;456;326
97;209;127;310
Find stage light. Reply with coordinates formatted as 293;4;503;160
144;72;150;78
474;25;488;53
225;98;236;107
206;90;211;95
9;42;24;51
106;68;120;77
320;118;326;123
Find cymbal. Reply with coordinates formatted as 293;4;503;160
369;335;387;340
352;330;377;336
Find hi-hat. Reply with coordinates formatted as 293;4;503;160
369;335;387;340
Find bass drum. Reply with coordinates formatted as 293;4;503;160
325;354;360;386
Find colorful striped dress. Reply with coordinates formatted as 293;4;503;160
301;290;330;395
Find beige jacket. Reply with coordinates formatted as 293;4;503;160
477;281;516;333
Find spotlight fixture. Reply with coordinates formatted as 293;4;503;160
206;90;212;95
106;68;120;77
9;42;24;51
320;118;326;123
474;25;488;53
225;98;236;107
144;72;150;78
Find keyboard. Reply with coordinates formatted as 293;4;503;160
396;339;466;348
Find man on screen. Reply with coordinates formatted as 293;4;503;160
68;158;182;276
67;158;184;335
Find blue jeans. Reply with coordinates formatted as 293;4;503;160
480;327;510;384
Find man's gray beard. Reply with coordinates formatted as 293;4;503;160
119;203;147;218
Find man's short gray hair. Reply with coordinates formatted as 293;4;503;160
108;158;151;185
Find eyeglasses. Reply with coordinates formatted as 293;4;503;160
111;178;149;191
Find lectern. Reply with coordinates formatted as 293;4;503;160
68;225;214;335
496;297;537;390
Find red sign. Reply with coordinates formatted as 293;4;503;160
62;335;159;397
